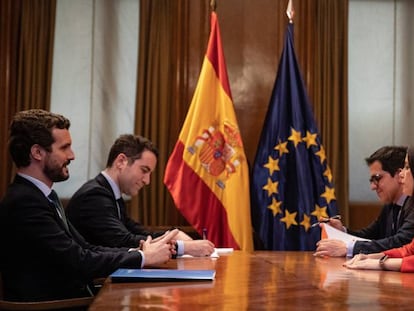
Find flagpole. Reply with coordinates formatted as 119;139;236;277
210;0;216;12
286;0;295;23
164;0;253;251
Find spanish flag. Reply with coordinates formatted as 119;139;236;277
164;12;253;251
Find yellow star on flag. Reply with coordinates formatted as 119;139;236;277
311;205;329;220
280;210;298;229
323;166;333;182
274;140;289;157
303;131;318;148
288;128;302;148
262;178;279;197
315;146;327;164
321;186;336;204
268;197;282;217
301;214;311;232
263;156;280;176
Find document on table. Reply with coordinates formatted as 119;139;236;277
110;268;216;282
215;248;234;254
178;248;234;258
322;223;370;243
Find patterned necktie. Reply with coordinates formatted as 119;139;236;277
48;190;69;230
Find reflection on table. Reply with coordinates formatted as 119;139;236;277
89;251;414;310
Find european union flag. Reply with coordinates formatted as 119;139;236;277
251;23;338;251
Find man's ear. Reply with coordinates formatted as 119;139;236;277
115;153;128;169
30;144;45;161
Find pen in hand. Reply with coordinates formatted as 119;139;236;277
311;215;342;228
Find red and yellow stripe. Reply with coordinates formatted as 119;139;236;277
164;12;253;251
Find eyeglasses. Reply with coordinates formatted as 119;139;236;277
369;174;383;186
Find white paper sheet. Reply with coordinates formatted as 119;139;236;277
322;223;371;244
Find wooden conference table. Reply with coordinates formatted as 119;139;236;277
89;251;414;310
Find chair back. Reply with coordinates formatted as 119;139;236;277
0;273;93;310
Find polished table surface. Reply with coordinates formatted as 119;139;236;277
89;251;414;310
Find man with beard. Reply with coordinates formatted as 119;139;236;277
0;109;178;302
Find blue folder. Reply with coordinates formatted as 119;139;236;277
110;268;216;282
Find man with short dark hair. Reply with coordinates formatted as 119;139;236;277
0;109;177;302
67;134;215;257
314;146;414;257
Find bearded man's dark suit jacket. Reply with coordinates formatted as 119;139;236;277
66;173;163;249
349;196;414;255
0;175;143;302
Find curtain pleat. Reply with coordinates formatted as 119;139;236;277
0;0;56;198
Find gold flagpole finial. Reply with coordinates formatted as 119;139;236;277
286;0;295;23
210;0;216;11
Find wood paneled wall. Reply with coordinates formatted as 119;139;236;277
348;202;382;230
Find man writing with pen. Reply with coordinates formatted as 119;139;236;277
314;146;414;257
311;215;342;228
66;134;215;257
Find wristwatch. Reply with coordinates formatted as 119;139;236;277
379;255;389;270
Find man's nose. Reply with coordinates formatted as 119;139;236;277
68;148;75;160
143;175;150;185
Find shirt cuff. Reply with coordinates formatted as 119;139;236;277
138;250;145;268
176;240;184;256
347;240;356;257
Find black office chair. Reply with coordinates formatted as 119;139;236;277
0;274;94;310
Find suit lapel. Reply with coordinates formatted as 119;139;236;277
14;175;73;236
96;173;120;218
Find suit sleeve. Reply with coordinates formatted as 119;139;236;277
384;238;414;258
67;187;149;248
383;239;414;272
10;191;143;281
384;244;414;272
122;213;165;239
352;206;414;255
400;256;414;272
